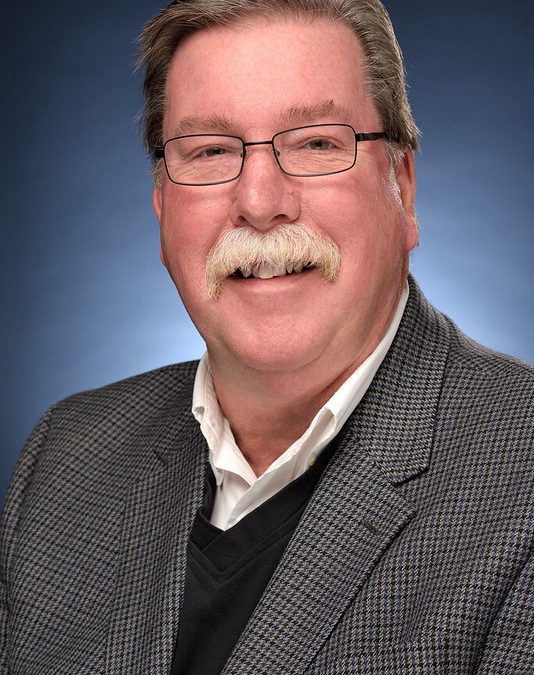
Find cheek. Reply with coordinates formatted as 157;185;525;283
306;179;408;275
303;180;384;246
160;188;230;279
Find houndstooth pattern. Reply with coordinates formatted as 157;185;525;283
1;276;532;674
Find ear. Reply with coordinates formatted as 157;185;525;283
152;183;163;223
152;184;168;267
395;149;419;251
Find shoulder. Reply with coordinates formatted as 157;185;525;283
443;317;533;419
405;276;533;413
431;317;533;505
401;278;533;487
33;360;202;476
49;360;200;430
2;362;201;535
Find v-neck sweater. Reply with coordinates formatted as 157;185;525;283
171;434;340;675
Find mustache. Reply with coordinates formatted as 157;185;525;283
205;223;341;300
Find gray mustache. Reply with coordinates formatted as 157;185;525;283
205;223;341;299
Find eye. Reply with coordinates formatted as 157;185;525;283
304;137;336;151
194;145;230;159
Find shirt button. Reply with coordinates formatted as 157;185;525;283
307;454;316;467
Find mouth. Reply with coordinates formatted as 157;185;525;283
231;263;316;280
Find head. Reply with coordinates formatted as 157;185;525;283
137;0;420;388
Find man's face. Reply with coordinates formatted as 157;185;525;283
153;17;418;383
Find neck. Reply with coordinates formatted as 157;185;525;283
210;360;354;476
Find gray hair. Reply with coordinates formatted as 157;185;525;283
137;0;420;180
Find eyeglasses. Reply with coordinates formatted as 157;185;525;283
153;124;390;186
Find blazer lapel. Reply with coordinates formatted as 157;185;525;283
223;277;451;674
223;431;416;675
104;397;208;674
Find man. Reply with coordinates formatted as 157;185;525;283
1;0;532;673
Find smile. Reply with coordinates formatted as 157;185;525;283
232;264;316;280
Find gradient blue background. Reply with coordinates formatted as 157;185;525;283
1;1;533;504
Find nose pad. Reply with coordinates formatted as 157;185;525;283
240;140;276;164
238;140;282;180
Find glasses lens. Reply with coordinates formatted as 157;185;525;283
164;135;243;185
275;125;356;176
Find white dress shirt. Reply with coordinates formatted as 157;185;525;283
192;284;408;530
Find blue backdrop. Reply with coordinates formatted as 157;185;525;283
1;0;533;503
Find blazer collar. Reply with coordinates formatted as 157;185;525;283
357;274;451;484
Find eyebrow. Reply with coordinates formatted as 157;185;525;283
171;114;236;136
170;100;353;138
278;100;353;127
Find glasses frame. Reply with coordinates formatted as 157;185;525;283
153;123;391;187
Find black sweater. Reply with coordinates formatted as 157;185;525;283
171;438;339;674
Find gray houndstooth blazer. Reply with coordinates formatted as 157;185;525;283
1;276;533;674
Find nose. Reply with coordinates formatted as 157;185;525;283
229;143;300;231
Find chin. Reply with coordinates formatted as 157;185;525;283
222;330;328;375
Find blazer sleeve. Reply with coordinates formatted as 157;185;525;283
0;407;54;673
475;551;534;674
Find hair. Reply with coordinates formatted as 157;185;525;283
137;0;420;181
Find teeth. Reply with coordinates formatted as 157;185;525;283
252;264;275;279
237;263;311;279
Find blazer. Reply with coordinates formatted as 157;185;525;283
1;276;532;674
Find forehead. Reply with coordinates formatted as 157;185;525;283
163;16;379;136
